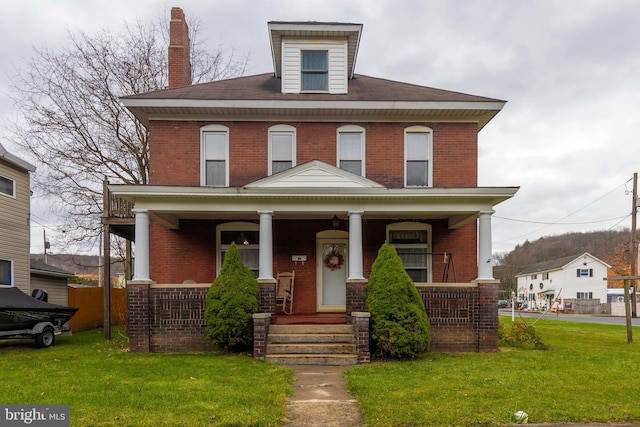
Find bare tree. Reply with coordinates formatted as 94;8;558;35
7;13;247;250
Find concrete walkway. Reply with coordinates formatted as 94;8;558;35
281;365;363;427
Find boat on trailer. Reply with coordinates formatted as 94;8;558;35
0;286;78;348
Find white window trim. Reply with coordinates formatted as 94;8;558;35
216;222;260;276
404;126;433;188
200;124;229;187
0;258;13;287
268;124;296;175
0;175;16;199
337;125;366;177
386;222;432;283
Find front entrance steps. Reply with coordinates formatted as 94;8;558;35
274;314;347;325
265;324;358;366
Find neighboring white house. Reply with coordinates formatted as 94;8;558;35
515;253;610;310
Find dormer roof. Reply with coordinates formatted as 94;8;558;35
268;21;363;79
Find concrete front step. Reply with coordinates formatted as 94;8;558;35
269;324;354;334
266;323;358;366
267;343;356;355
264;354;358;366
268;333;355;344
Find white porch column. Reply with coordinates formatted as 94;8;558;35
348;211;365;280
477;210;495;280
258;210;274;280
132;209;150;281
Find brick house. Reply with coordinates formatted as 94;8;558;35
111;8;518;356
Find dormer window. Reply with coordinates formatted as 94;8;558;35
269;22;362;95
301;50;328;91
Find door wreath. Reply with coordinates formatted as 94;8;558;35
324;247;344;271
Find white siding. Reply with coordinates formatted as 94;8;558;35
516;253;609;307
30;276;69;306
281;39;348;94
0;161;31;293
560;256;608;302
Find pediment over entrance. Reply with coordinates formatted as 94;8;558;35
244;160;385;189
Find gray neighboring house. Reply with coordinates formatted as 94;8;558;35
30;259;75;305
0;142;36;294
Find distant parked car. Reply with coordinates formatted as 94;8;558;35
498;300;508;309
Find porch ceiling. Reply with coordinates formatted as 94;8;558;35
109;184;518;230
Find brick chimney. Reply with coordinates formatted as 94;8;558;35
168;7;192;88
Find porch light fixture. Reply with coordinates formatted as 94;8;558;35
238;232;249;246
332;215;340;229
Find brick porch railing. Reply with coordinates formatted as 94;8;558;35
128;280;500;355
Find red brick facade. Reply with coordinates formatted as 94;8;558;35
122;14;511;356
147;121;478;188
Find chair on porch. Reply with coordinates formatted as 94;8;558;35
276;271;295;315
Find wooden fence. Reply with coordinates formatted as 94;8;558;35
67;286;128;333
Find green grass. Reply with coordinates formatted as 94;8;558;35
346;318;640;426
0;327;292;426
4;320;640;426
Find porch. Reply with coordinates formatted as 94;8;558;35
126;279;499;357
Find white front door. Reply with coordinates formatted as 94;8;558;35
317;237;348;312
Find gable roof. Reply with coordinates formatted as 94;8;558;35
121;73;505;129
245;160;384;189
516;252;611;276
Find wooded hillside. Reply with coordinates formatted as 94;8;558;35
494;229;632;296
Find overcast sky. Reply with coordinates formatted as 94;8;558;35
1;0;639;256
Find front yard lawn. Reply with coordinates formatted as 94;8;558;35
346;318;640;426
4;319;640;426
0;327;292;426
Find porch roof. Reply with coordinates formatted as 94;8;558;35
109;183;518;230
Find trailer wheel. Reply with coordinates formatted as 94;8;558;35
35;327;55;348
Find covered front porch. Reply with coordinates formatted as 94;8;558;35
112;161;517;353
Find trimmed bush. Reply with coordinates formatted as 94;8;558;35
204;242;259;351
366;243;431;359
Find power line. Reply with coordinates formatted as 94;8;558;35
494;215;629;226
495;178;633;245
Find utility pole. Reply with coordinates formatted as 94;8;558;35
43;230;50;264
631;173;638;318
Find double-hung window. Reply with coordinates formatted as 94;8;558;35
268;125;296;175
201;125;229;186
301;50;328;91
217;223;259;277
337;126;365;176
0;175;15;197
405;126;433;187
0;259;12;287
577;268;593;277
387;222;431;283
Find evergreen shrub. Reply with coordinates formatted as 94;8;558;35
204;242;259;351
366;243;431;359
